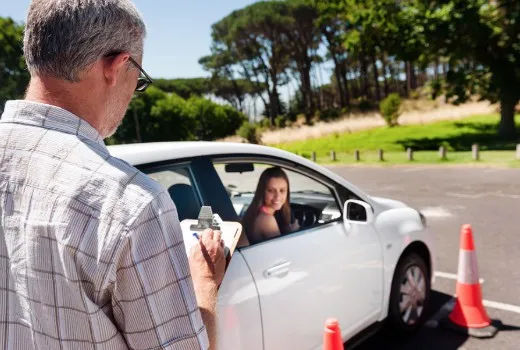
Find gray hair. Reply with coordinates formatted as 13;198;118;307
24;0;146;82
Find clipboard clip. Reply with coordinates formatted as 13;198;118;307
189;206;222;231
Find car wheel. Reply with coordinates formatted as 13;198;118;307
388;253;430;333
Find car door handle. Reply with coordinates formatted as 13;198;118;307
264;261;291;278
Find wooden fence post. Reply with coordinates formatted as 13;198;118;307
516;144;520;160
407;148;414;161
311;151;316;162
472;144;479;161
330;150;336;162
354;150;360;162
378;149;384;161
439;146;447;160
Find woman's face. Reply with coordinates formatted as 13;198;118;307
264;177;288;211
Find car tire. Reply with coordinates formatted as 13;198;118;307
388;253;430;334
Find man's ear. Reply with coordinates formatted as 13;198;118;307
103;53;130;87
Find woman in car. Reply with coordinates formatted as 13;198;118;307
242;167;299;244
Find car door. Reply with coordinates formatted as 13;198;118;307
139;159;263;349
214;159;384;349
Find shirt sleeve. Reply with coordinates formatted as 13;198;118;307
111;191;209;350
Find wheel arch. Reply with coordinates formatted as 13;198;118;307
397;241;432;280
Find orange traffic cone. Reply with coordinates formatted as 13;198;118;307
443;224;501;338
323;318;343;350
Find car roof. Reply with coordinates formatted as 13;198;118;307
107;141;369;201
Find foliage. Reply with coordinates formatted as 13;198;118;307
0;17;30;110
379;93;401;127
274;115;287;128
238;122;262;144
416;0;520;139
186;96;246;140
153;78;211;99
107;87;246;144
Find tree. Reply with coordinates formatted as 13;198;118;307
204;1;292;125
419;0;520;139
317;0;351;108
153;78;212;99
0;17;30;111
284;0;322;123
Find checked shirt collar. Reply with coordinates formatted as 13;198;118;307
1;100;108;153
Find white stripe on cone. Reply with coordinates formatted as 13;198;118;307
457;250;480;285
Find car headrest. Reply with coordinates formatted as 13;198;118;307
167;183;201;221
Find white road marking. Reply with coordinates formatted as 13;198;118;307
447;191;520;199
482;300;520;314
426;297;520;328
434;271;484;284
420;207;453;218
434;271;520;314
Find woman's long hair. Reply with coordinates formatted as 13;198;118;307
242;167;292;242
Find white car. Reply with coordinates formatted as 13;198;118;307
109;141;435;349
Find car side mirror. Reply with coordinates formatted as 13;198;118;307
343;199;374;225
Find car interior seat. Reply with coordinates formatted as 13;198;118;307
167;184;201;221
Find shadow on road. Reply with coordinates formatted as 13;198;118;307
354;290;469;350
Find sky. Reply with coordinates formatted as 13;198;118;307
1;0;258;79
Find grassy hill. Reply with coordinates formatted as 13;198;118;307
273;114;520;166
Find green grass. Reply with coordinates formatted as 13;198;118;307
272;114;520;167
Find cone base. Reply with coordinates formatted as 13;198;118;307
441;317;502;339
449;304;491;328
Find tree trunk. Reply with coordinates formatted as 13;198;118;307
498;94;518;139
300;65;314;124
331;53;346;108
411;63;417;89
387;60;398;94
381;54;389;97
269;87;279;126
371;53;381;102
405;61;411;96
360;54;370;100
341;60;353;107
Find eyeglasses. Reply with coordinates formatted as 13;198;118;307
104;52;153;92
128;56;153;92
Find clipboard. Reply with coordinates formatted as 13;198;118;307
180;206;242;259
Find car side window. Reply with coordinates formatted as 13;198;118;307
214;162;342;245
142;164;201;221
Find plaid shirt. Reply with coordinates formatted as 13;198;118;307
0;101;208;350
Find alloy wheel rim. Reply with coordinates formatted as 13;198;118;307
398;265;426;325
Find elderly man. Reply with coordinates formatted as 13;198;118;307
0;0;225;349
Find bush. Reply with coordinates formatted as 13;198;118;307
379;93;402;127
238;122;262;144
259;118;272;129
274;115;287;128
150;93;196;141
429;78;444;100
317;108;341;122
185;97;246;140
358;98;374;112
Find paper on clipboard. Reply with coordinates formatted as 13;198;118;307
180;206;242;259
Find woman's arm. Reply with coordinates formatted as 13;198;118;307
250;213;280;243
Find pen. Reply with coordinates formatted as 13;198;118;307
192;232;200;240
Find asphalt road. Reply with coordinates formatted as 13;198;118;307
329;165;520;349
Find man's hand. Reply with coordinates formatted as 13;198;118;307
189;229;226;287
188;229;226;350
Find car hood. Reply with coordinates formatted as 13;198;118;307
369;196;408;210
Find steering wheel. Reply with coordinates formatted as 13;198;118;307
293;206;318;227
